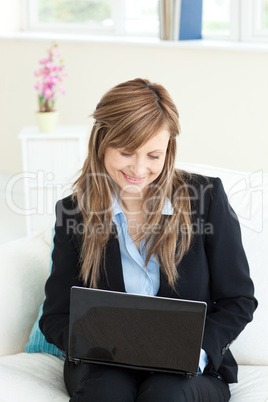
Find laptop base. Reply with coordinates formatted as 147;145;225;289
68;356;197;379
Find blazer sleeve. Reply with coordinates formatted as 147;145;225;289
202;177;258;371
39;198;82;354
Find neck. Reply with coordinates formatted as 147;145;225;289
121;197;143;213
118;189;145;213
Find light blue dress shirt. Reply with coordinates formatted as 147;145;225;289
111;197;208;374
112;197;173;296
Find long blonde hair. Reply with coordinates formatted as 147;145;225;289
73;78;192;289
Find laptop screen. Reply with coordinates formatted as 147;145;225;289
68;287;207;377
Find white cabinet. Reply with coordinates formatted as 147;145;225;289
19;126;89;235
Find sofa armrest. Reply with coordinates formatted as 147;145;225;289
0;231;51;356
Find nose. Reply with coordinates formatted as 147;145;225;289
129;156;148;177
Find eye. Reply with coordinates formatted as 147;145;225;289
149;155;160;160
120;152;132;157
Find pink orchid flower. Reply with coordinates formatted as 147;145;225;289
35;69;43;77
34;82;43;91
52;76;61;85
44;88;54;99
34;42;66;112
40;57;51;65
49;48;60;57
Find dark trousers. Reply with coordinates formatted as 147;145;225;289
64;360;231;402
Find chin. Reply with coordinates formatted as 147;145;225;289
120;184;144;195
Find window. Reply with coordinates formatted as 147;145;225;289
202;0;268;42
202;0;240;41
24;0;268;43
124;0;159;37
202;0;231;38
241;0;268;42
25;0;159;37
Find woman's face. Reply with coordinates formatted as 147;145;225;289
104;127;170;197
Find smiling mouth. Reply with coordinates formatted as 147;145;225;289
121;171;146;183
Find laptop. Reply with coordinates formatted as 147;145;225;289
68;287;207;378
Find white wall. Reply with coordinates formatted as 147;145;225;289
0;38;267;174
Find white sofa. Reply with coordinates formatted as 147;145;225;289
0;163;267;402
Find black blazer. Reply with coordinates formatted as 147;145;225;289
39;174;257;384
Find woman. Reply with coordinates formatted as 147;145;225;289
40;78;257;402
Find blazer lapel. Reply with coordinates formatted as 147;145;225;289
157;270;180;299
99;231;126;293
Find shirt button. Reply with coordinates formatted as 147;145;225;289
146;286;151;293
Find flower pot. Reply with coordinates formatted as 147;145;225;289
36;111;59;133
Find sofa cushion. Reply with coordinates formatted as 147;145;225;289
0;353;267;402
0;232;51;356
229;365;268;401
25;228;64;357
0;353;68;401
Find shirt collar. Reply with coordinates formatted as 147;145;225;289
162;197;174;215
